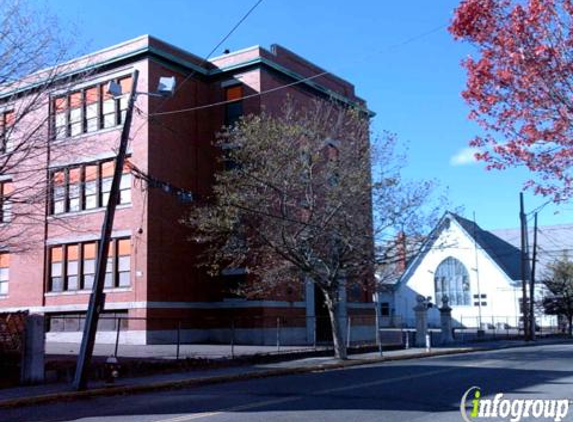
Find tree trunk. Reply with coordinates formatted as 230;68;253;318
324;291;347;360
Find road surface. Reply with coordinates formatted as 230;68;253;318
3;343;573;422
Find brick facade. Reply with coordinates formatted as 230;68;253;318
0;35;374;345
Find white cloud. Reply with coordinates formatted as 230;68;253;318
450;147;478;166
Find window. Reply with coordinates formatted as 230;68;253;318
221;269;247;299
0;253;9;295
101;161;114;207
473;293;487;307
0;181;13;223
84;164;98;210
85;86;99;132
66;245;80;290
117;239;131;287
0;110;15;152
83;242;96;290
102;87;117;129
52;171;66;214
118;76;132;123
69;92;83;137
224;85;243;127
68;168;81;212
47;311;128;332
50;158;131;215
50;247;64;292
104;241;114;288
434;257;471;306
380;302;390;316
52;75;132;139
48;237;130;292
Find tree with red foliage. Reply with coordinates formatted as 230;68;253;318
450;0;573;201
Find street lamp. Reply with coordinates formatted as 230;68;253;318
73;70;176;391
107;76;176;98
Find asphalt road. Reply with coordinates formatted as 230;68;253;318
3;343;573;422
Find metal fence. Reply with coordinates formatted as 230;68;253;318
45;313;564;362
454;315;562;342
45;314;388;361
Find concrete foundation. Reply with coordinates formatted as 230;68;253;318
46;324;377;346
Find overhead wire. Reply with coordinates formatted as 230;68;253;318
129;23;448;188
150;24;446;118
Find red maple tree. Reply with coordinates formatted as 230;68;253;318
450;0;573;201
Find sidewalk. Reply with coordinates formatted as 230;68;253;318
46;342;315;360
1;338;569;409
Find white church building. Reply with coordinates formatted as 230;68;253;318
380;212;563;329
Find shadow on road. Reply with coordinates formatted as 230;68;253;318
3;345;573;422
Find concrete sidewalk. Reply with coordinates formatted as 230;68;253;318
1;338;569;409
46;342;316;360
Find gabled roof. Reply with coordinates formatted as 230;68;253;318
451;214;522;281
383;211;573;288
394;211;522;288
491;223;573;277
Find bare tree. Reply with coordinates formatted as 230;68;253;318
185;99;440;359
0;0;85;250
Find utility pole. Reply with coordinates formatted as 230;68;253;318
530;212;538;341
472;212;483;330
519;192;530;341
73;70;139;390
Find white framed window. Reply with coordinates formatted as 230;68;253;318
49;238;131;292
52;75;133;139
0;181;13;223
0;110;15;152
50;158;131;215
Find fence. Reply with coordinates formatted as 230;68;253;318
45;314;399;360
454;315;562;342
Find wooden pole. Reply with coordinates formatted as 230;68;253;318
530;212;538;341
73;70;139;390
519;193;530;341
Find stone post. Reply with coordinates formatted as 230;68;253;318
439;296;455;345
413;295;428;347
21;314;45;385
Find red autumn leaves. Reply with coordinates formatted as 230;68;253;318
450;0;573;201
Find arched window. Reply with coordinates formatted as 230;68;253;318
434;257;471;306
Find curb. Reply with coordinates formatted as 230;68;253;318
0;347;479;409
0;340;568;409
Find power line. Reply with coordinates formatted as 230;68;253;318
150;24;446;118
97;0;267;202
527;199;552;217
152;0;265;115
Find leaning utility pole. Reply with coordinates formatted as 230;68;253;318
530;212;538;341
519;193;530;341
73;70;139;390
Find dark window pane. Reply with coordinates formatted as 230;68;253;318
225;102;243;126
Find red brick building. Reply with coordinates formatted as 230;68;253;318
0;36;375;345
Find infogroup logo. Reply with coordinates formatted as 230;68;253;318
460;386;570;422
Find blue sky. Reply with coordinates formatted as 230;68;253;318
37;0;572;230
